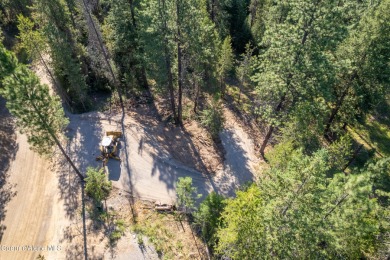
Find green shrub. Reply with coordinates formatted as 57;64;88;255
109;219;126;245
200;103;224;139
85;167;112;204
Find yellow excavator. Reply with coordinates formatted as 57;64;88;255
96;131;122;166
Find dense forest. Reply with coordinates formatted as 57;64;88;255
0;0;389;259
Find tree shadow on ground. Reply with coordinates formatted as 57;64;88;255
0;97;18;242
125;97;256;202
57;112;104;221
57;111;106;259
217;128;255;197
132;101;222;174
128;101;220;202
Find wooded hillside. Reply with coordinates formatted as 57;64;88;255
1;0;389;259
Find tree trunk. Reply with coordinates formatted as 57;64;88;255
177;44;183;125
193;80;200;114
80;0;124;109
166;51;177;123
137;67;149;89
219;76;225;98
176;0;183;126
250;0;258;27
281;176;310;216
342;122;348;131
160;0;177;123
322;193;349;221
35;110;84;180
210;0;215;22
128;0;137;26
238;85;242;105
259;13;315;159
324;87;349;140
259;93;286;158
129;0;149;90
81;183;88;260
342;144;364;172
260;125;274;159
37;50;72;110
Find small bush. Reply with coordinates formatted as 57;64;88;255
200;103;224;139
109;219;126;245
85;167;112;204
137;235;144;246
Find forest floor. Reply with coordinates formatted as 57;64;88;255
0;64;260;259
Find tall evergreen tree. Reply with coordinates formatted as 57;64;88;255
252;0;369;158
248;0;271;45
0;0;31;25
140;0;220;125
217;36;234;96
17;15;71;107
0;44;83;179
85;167;112;204
228;0;251;52
103;0;148;91
0;44;88;258
176;177;201;213
139;0;177;121
32;0;89;111
195;192;225;250
324;0;390;139
216;149;389;259
205;0;232;38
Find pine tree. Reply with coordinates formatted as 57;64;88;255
216;184;264;259
195;192;225;250
0;44;88;258
103;0;148;91
183;0;221;113
85;167;112;204
79;0;124;109
228;0;251;52
324;0;390;139
17;15;71;107
216;149;389;259
205;0;232;38
248;0;271;45
217;36;234;96
0;0;31;25
176;177;201;214
139;0;177;121
0;44;83;180
252;0;368;158
32;0;89;111
0;44;18;81
140;0;220;125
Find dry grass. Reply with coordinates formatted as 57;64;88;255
132;201;207;260
83;189;208;259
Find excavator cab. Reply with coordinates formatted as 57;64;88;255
96;131;122;166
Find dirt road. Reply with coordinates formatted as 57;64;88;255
0;101;258;260
66;107;258;204
1;58;258;259
0;134;67;260
0;110;257;260
0;68;160;259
